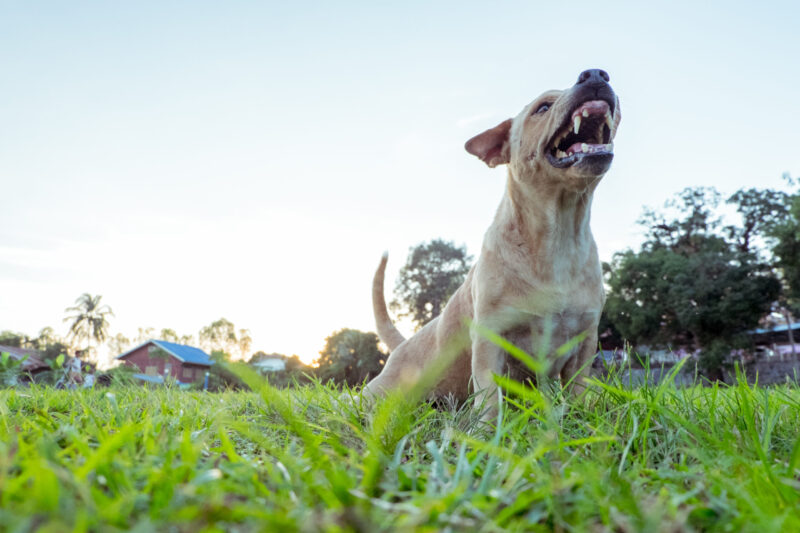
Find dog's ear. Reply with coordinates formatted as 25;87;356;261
465;119;512;168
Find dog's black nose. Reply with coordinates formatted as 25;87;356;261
576;69;610;86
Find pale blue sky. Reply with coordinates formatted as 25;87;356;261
2;1;799;364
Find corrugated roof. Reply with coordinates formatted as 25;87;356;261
751;323;800;335
151;340;214;366
0;345;49;371
133;373;165;383
116;340;214;366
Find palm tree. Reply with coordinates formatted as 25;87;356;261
63;293;114;362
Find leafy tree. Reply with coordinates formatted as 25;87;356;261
134;327;156;344
315;329;387;386
198;318;243;358
63;294;114;363
196;319;252;360
33;327;70;362
33;327;57;348
237;329;253;360
725;187;788;255
159;328;180;343
0;331;29;348
605;187;781;379
391;239;472;329
769;175;800;314
637;187;722;254
132;328;194;346
107;333;131;357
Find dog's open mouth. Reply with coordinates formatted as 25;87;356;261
546;100;613;169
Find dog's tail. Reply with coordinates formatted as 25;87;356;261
373;252;406;352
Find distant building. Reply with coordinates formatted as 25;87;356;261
115;340;213;384
593;348;628;368
750;322;800;360
0;344;49;377
250;353;287;373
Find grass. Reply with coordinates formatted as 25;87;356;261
2;364;800;532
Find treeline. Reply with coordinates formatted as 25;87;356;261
0;303;392;389
360;178;800;380
603;180;799;377
4;177;798;386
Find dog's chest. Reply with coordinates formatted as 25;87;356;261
505;260;604;318
502;310;598;379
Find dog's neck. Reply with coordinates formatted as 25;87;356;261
499;169;600;269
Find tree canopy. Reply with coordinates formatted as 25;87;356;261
198;318;252;360
605;186;783;377
769;175;800;315
390;239;472;330
63;294;114;363
315;328;386;386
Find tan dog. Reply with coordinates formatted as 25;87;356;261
366;69;621;416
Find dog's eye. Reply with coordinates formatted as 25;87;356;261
533;103;550;115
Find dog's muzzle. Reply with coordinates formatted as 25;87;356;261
545;69;616;170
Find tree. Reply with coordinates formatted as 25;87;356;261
134;327;156;344
390;239;472;329
762;175;800;354
199;318;236;353
315;329;387;386
159;328;180;343
34;327;58;349
63;294;114;363
605;187;782;379
198;318;250;360
107;333;131;357
33;327;70;362
726;187;788;255
0;331;29;348
237;329;253;360
769;175;800;314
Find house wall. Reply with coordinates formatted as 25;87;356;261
592;359;800;387
723;359;800;385
178;363;209;383
120;343;207;383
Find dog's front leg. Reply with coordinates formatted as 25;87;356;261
559;328;599;396
470;334;505;423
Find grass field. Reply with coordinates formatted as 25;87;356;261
2;364;800;532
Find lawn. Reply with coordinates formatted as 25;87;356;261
2;365;800;532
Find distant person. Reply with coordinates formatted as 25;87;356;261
67;357;83;389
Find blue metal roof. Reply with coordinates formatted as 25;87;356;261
750;323;800;335
133;373;165;384
152;340;214;366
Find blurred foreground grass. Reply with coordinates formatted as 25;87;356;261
2;366;800;532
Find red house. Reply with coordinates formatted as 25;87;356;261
116;340;214;384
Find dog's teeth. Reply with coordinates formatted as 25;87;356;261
605;111;613;129
581;143;589;153
582;109;589;118
557;150;568;158
573;115;581;135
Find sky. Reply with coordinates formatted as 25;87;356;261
2;1;799;366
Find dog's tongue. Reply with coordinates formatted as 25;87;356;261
566;142;612;156
571;99;609;119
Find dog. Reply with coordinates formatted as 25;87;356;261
366;69;621;418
